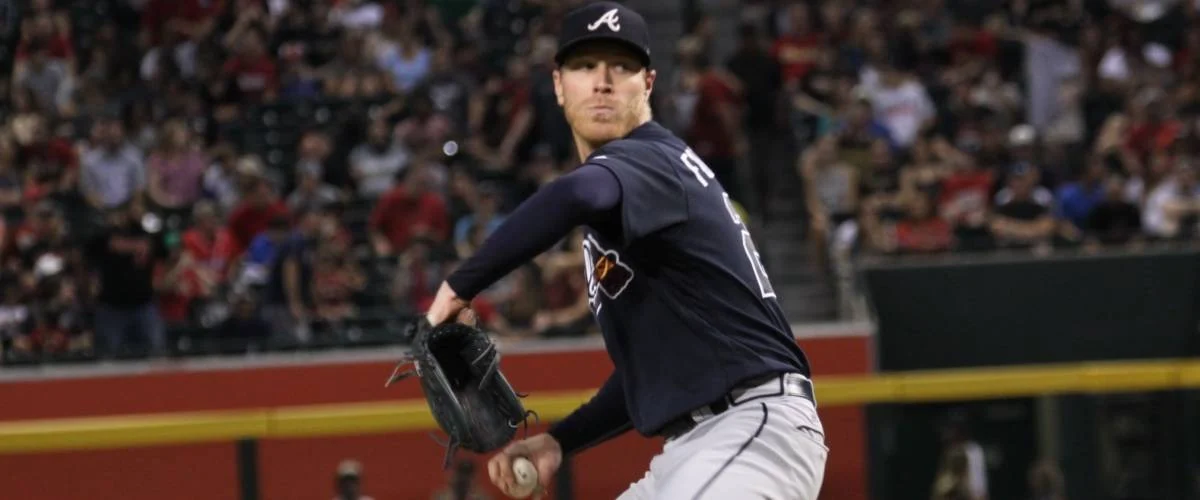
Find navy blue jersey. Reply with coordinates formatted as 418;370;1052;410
580;121;810;435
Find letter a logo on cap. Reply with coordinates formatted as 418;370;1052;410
587;8;620;32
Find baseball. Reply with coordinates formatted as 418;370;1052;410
509;457;539;498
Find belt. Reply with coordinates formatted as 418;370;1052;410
656;372;816;441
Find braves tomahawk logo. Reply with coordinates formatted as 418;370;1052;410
582;234;633;315
587;8;621;32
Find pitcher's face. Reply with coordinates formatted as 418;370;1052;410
554;41;655;146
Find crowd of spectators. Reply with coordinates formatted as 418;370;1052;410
0;0;609;363
794;0;1200;268
4;0;1199;363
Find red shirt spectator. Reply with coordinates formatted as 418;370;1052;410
1126;118;1182;158
155;260;206;324
370;174;449;254
687;69;741;159
15;34;73;62
938;169;994;225
141;0;224;45
20;134;78;172
222;30;278;103
19;131;78;205
772;33;822;84
947;26;997;65
227;180;290;257
895;217;953;253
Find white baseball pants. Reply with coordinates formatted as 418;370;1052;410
617;378;829;499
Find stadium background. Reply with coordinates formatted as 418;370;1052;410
2;0;1200;499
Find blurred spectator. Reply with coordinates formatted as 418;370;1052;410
1085;175;1143;245
1055;156;1108;230
201;144;243;212
687;54;746;204
862;59;936;150
938;413;989;500
0;281;35;358
369;163;449;257
802;135;858;275
334;459;376;500
727;23;784;219
155;233;213;330
932;444;979;500
1142;162;1200;239
990;164;1060;249
213;292;270;353
140;0;223;48
529;231;589;338
1026;458;1067;500
391;237;442;315
288;163;342;211
85;201;167;357
262;205;323;343
863;192;953;255
453;182;507;259
181;201;232;278
146;119;208;215
217;27;278;108
226;174;290;257
311;238;366;332
349;118;411;199
16;38;76;117
79;115;144;212
374;20;434;93
17;117;79;206
771;3;822;87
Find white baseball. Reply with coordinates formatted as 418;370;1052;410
509;457;539;498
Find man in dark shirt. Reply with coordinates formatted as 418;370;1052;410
990;163;1057;249
422;3;827;498
85;201;167;357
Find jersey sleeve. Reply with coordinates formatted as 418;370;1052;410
591;150;689;242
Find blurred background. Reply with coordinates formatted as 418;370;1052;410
1;0;1200;499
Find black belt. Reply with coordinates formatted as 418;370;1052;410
656;372;816;441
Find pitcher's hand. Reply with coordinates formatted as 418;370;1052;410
425;281;475;326
488;433;563;499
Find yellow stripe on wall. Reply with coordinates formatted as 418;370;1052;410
2;360;1199;454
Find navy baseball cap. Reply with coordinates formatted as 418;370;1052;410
555;2;652;67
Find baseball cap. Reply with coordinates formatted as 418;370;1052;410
555;2;652;67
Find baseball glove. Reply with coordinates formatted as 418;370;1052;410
386;318;537;468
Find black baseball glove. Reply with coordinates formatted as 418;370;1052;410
386;318;537;468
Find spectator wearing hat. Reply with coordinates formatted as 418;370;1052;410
226;174;290;258
990;163;1059;249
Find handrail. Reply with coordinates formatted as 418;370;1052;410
2;358;1198;454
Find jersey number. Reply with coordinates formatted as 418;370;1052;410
679;148;776;299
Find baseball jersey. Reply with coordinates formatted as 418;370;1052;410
581;121;811;435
